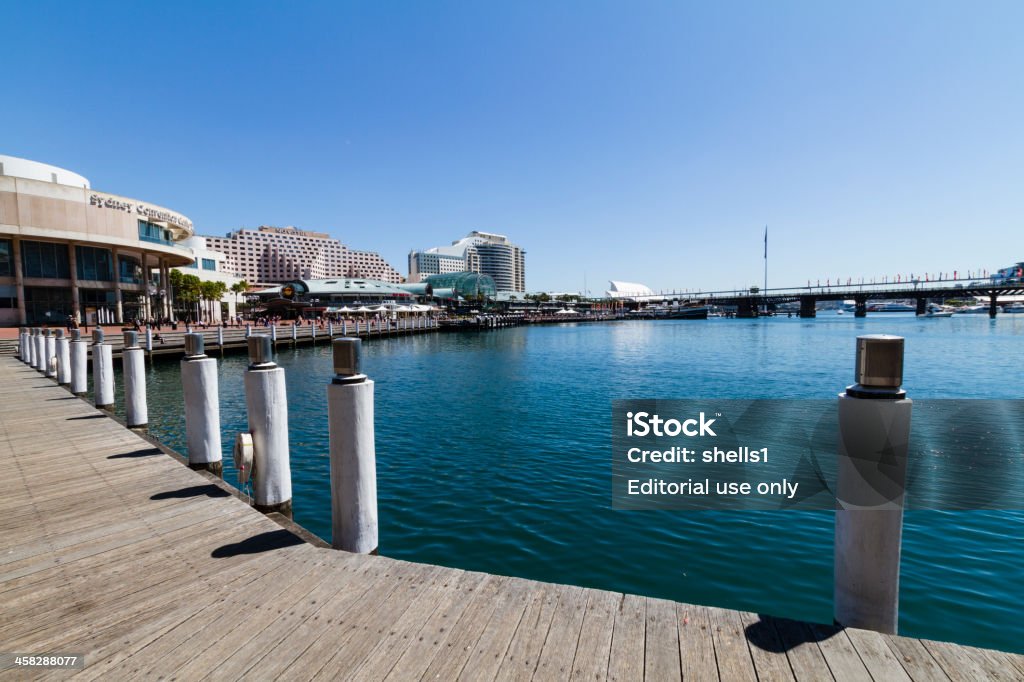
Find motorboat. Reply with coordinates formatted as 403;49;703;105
867;301;917;312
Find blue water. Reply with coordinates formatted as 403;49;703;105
112;313;1024;653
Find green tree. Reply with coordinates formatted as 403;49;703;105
230;280;250;316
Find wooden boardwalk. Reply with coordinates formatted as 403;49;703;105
1;360;1021;681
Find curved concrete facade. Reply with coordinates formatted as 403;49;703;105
0;155;195;326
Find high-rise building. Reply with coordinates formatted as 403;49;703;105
409;231;525;292
204;226;402;284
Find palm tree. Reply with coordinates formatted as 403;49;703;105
230;280;249;319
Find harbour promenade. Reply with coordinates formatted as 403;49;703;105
2;361;1022;680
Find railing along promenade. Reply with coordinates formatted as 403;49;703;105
3;332;1024;678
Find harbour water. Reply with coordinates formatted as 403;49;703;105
103;314;1023;653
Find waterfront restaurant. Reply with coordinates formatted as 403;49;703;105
252;278;432;317
0;155;195;326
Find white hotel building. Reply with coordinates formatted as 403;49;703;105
205;226;402;285
409;231;525;292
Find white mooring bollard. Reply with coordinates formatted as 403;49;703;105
834;334;911;635
34;328;45;371
44;330;56;378
181;333;223;475
328;322;334;337
245;324;252;338
122;331;148;429
56;330;70;385
244;335;292;516
91;329;115;409
25;328;33;367
217;325;224;348
18;327;26;363
328;338;378;553
70;330;88;396
145;326;153;354
291;323;298;343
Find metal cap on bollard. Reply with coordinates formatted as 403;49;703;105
183;333;206;360
71;329;81;341
848;334;906;399
92;329;104;344
332;338;366;384
55;329;64;339
247;335;275;369
44;328;52;337
123;331;139;349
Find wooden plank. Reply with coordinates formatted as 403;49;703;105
265;559;413;680
770;618;833;682
285;562;447;680
168;557;338;679
606;593;645;682
123;552;327;679
708;606;757;682
883;636;952;682
533;584;588;680
644;597;681;681
569;588;619;682
412;575;520;681
806;623;871;682
58;548;305;681
492;581;564;681
922;639;1019;682
353;568;486;680
432;575;534;681
242;555;393;680
679;603;719;681
736;610;795;682
842;628;911;682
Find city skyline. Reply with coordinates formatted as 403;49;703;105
4;2;1022;292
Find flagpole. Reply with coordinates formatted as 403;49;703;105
763;225;768;312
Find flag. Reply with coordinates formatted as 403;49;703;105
764;225;767;259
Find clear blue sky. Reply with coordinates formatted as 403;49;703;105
5;1;1022;293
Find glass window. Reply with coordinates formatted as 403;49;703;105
0;240;11;276
24;286;73;324
21;241;71;279
138;220;174;245
118;255;143;284
75;246;114;281
202;258;216;271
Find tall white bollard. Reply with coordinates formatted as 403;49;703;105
244;335;292;516
217;325;224;348
56;330;71;385
18;327;26;363
44;330;57;378
342;320;347;336
835;335;911;635
34;328;45;371
70;330;88;396
245;324;252;338
25;328;34;366
328;322;334;337
145;326;153;354
122;331;148;429
328;338;378;553
311;323;317;343
91;329;115;409
181;333;223;475
271;324;277;344
291;323;298;343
